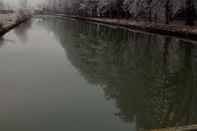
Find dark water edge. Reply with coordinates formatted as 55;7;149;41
0;16;197;130
36;14;197;42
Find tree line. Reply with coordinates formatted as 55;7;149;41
44;0;197;26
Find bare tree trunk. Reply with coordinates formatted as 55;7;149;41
148;8;152;22
147;0;153;22
165;0;171;24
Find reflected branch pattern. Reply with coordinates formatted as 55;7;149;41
40;17;197;130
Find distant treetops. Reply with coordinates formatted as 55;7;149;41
44;0;196;26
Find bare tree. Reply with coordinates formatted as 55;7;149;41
164;0;173;24
146;0;153;22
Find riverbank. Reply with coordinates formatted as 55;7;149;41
0;11;32;37
46;14;197;41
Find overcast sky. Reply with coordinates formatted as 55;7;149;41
3;0;47;8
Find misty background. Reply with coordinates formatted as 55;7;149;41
1;0;47;9
0;0;196;29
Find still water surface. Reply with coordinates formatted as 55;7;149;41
0;16;197;130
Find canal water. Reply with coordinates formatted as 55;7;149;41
0;16;197;130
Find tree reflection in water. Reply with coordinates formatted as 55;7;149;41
14;20;32;43
40;17;197;130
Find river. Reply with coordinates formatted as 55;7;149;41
0;16;197;130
